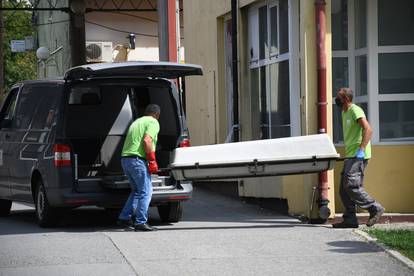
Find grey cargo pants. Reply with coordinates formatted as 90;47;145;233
340;158;382;223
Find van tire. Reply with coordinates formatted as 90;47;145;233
35;181;60;227
0;199;12;217
157;202;182;223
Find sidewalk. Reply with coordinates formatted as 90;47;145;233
330;213;414;225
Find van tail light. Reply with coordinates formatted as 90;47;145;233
179;137;190;148
54;144;71;167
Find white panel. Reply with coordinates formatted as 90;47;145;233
173;160;334;181
172;134;338;166
170;134;339;180
109;96;133;135
127;48;159;61
101;41;113;62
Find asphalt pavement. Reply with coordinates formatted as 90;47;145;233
0;187;412;276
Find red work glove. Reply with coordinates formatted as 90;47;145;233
146;152;159;174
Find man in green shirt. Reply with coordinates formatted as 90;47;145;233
333;88;384;228
117;104;160;231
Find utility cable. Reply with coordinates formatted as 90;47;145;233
85;20;158;37
106;11;183;28
0;19;70;29
108;11;158;23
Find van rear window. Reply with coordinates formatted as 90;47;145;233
66;85;131;137
69;86;101;105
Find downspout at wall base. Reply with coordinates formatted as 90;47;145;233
314;0;331;222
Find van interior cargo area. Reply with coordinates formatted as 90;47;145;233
65;80;180;179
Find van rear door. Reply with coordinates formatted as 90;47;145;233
64;62;203;81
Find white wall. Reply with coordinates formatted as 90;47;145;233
85;11;159;61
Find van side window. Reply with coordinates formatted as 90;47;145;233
31;86;61;130
0;88;19;127
69;86;101;105
13;84;62;130
13;86;43;129
4;91;17;120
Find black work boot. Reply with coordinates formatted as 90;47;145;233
134;223;157;232
366;206;385;227
332;221;359;229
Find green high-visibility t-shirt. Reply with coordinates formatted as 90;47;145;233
121;116;160;158
342;104;371;159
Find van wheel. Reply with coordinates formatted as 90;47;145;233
0;199;12;217
35;181;60;227
157;202;182;223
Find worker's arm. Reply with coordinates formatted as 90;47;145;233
143;134;154;154
357;117;372;150
143;134;159;173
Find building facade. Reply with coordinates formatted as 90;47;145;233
35;0;163;78
183;0;414;218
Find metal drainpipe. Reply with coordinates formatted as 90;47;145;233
167;0;178;62
231;0;239;142
315;0;331;220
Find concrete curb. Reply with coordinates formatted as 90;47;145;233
353;229;414;272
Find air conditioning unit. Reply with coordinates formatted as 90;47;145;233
85;41;113;63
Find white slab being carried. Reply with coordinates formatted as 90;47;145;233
169;134;340;181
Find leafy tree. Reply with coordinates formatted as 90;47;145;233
2;0;36;94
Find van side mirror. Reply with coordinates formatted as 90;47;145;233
0;118;12;129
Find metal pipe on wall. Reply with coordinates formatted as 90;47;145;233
231;0;240;142
167;0;177;62
315;0;330;220
0;1;4;97
158;0;169;61
158;0;177;62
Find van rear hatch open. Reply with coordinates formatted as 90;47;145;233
64;61;203;81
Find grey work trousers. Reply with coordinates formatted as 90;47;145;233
340;158;382;223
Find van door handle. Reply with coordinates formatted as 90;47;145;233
5;134;10;139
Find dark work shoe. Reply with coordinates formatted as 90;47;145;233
117;218;133;228
332;221;359;229
367;207;385;227
134;223;157;232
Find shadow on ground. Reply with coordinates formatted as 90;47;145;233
0;187;317;235
327;240;383;254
